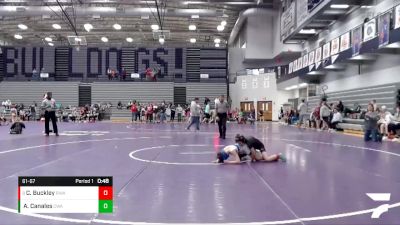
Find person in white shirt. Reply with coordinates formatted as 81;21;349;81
176;104;183;122
320;101;331;130
378;106;391;136
388;105;400;136
202;102;211;124
41;92;58;136
330;108;343;131
297;99;308;128
186;98;201;130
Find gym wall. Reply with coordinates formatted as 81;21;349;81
229;73;293;121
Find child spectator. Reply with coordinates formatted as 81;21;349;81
10;106;17;123
364;103;380;142
176;104;183;122
258;110;264;122
248;110;256;125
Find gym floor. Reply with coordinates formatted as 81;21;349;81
0;122;399;225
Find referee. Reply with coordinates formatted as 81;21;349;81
41;92;59;136
216;95;229;139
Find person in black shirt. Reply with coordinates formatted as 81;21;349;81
10;119;25;134
235;134;286;162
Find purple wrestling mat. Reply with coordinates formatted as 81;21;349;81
0;121;399;225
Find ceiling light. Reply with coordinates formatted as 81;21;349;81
159;37;165;45
285;85;298;91
182;1;206;5
215;43;220;48
217;25;225;31
45;37;53;42
84;23;93;32
214;38;221;44
48;43;54;47
151;24;159;30
18;24;28;30
330;4;349;9
52;24;61;29
299;83;308;87
299;29;316;34
75;37;82;42
221;20;227;26
190;38;196;43
101;36;108;42
189;24;197;30
14;34;23;39
126;37;133;42
361;5;373;8
191;15;199;19
113;23;122;30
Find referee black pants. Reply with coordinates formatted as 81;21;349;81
217;113;227;138
45;111;58;135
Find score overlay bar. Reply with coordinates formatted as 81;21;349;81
18;177;113;214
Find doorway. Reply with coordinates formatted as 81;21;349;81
257;101;273;121
240;101;254;113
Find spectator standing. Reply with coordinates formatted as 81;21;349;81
279;107;284;120
32;68;39;81
131;103;138;122
297;99;308;128
176;104;183;122
313;103;322;129
364;103;380;142
141;105;146;122
107;68;112;80
216;95;229;139
258;110;264;122
248;110;256;125
10;106;17;123
159;103;167;123
30;103;36;121
187;98;201;130
170;104;176;122
202;101;211;124
146;104;154;123
320;101;331;130
121;68;127;81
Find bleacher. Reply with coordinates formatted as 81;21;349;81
307;84;400;132
0;80;228;120
0;82;79;106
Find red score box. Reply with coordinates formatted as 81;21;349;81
99;186;113;200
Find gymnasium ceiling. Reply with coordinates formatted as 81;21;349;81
0;0;278;47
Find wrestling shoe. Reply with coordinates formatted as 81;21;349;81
278;154;287;162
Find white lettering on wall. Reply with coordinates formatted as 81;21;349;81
252;78;258;89
264;76;270;88
242;79;247;89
